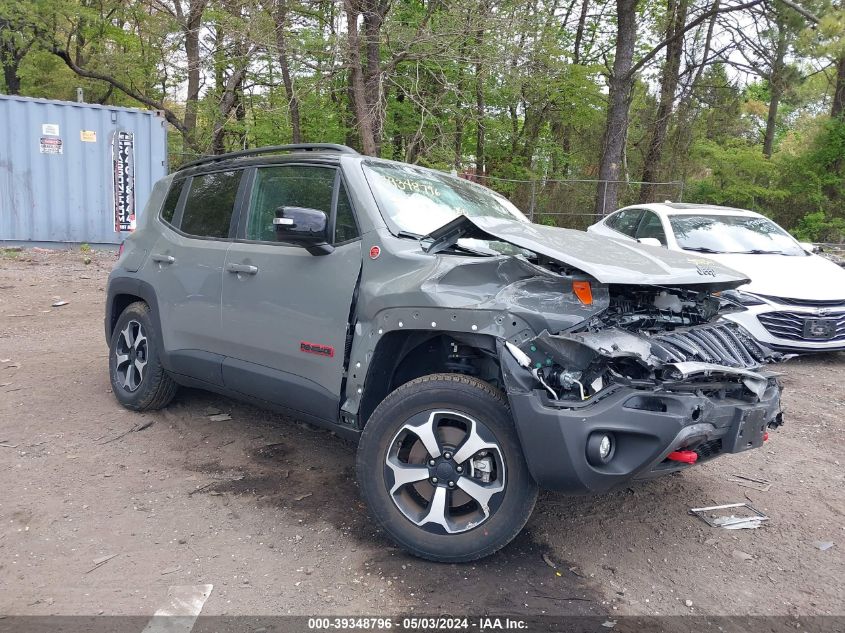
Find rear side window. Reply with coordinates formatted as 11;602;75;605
160;179;185;225
181;170;241;239
607;209;643;236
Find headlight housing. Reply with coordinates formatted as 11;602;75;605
720;289;765;306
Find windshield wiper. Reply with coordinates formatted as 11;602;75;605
682;246;724;254
731;249;786;255
397;230;424;240
421;216;478;254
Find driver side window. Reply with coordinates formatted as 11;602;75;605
245;165;360;244
246;165;336;242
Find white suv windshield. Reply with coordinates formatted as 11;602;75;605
363;161;529;236
669;214;806;256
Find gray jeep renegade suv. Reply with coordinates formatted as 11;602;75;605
106;143;783;562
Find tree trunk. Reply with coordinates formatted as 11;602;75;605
475;61;486;178
344;0;377;155
559;0;591;176
474;0;489;178
763;24;788;157
1;18;26;94
273;0;302;142
182;20;202;136
763;82;782;157
453;11;471;171
211;66;248;154
594;0;639;216
2;57;21;94
180;1;208;143
572;0;590;61
832;52;845;120
639;0;689;202
363;1;386;155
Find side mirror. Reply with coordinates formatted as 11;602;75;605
274;206;334;255
637;237;664;248
799;241;818;254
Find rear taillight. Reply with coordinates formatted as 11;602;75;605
117;241;125;259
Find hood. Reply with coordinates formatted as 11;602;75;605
696;252;845;301
427;216;750;288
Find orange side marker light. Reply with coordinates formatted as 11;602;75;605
572;280;593;305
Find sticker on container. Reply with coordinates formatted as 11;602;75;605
80;130;97;142
112;130;136;232
39;137;63;155
42;123;60;136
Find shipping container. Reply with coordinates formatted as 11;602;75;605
0;95;168;246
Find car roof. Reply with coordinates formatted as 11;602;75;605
614;202;765;218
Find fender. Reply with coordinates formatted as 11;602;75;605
104;276;165;358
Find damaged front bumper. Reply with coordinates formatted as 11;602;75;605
499;324;784;494
507;377;781;493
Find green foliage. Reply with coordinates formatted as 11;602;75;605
687;140;789;210
793;211;845;242
1;0;842;235
685;119;845;238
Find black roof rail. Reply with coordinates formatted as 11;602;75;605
176;143;359;171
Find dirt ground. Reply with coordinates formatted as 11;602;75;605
0;247;842;618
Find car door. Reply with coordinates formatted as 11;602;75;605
149;169;244;385
219;163;363;423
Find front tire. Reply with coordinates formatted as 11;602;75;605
108;301;177;411
357;373;537;562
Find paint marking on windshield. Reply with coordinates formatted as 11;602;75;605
383;175;441;197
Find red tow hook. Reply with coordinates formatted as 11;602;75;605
667;450;698;464
764;432;769;442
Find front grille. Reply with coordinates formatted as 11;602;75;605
759;295;845;308
651;322;769;369
758;310;845;342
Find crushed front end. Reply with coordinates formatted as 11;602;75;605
501;282;784;494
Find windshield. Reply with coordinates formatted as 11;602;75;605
669;214;805;256
363;161;529;236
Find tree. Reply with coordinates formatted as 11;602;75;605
595;0;765;216
0;2;36;94
639;0;690;201
268;0;302;142
719;2;803;157
594;0;639;216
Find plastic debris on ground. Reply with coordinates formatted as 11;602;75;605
689;502;769;529
727;474;772;492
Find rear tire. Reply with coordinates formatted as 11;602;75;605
108;301;177;411
357;373;537;562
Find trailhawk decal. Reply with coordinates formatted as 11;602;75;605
300;341;335;358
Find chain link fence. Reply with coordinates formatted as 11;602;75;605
469;175;686;230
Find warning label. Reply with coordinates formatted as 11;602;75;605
40;136;63;154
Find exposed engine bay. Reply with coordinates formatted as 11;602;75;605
508;282;782;408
